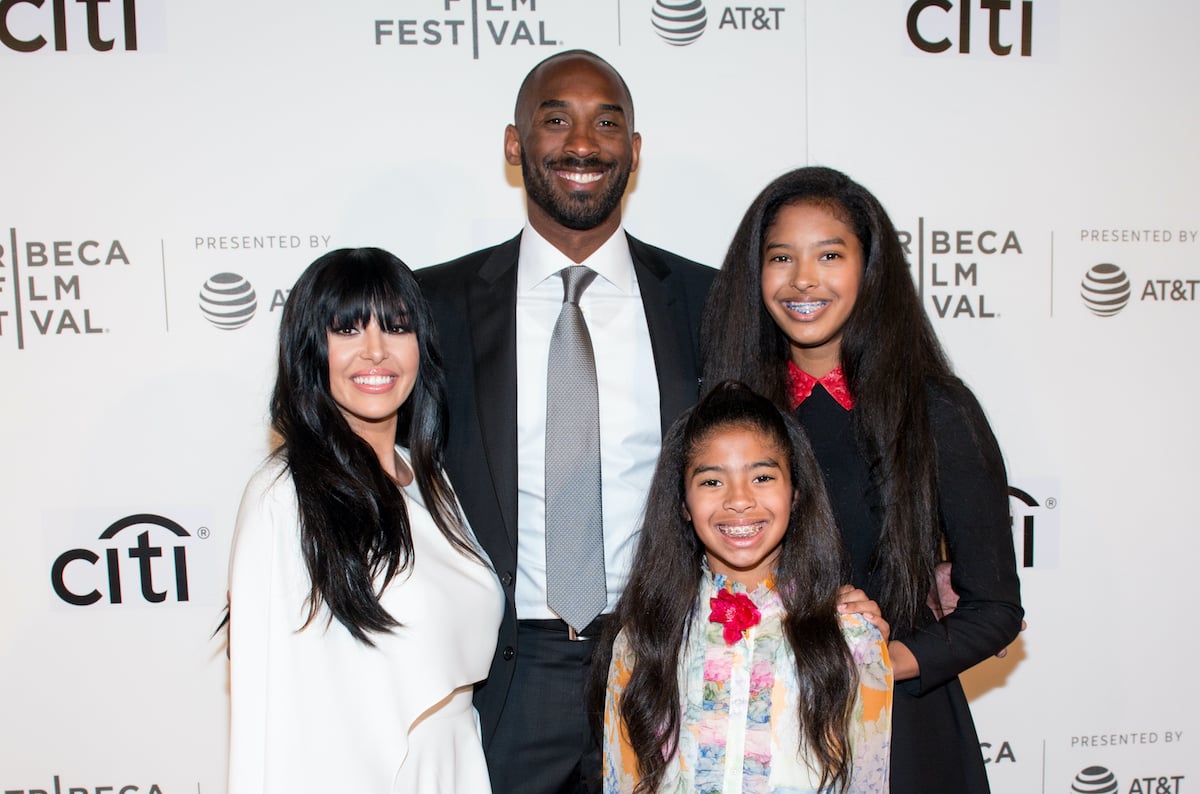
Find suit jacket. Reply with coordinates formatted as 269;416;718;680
417;232;714;745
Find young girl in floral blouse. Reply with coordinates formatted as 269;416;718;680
598;381;892;793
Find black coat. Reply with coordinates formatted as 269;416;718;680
795;378;1024;794
417;232;714;747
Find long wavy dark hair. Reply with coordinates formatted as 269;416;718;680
701;166;954;635
593;380;858;792
271;247;479;644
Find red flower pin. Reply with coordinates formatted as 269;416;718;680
708;588;761;645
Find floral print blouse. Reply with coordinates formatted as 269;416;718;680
603;571;892;793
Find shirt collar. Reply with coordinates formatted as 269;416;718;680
787;360;855;411
516;221;634;295
701;557;776;594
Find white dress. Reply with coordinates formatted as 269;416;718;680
227;448;504;793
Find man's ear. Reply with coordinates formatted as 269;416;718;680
504;124;522;167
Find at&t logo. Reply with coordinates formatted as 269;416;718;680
1079;262;1200;318
51;513;203;606
1074;766;1119;794
652;0;707;45
1072;765;1186;794
651;0;785;46
199;272;257;330
0;0;140;52
1081;263;1131;317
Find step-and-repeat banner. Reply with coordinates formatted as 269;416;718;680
2;1;1196;792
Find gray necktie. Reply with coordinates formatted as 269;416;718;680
545;265;606;635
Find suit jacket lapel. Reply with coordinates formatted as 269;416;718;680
466;236;521;554
629;234;697;436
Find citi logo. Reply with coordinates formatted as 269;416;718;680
1008;483;1058;569
1080;263;1131;317
0;0;139;52
51;513;197;606
199;272;258;330
907;0;1034;57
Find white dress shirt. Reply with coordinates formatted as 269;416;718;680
514;223;661;620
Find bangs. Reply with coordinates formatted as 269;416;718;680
327;296;411;332
317;258;415;332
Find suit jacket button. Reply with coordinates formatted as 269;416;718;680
501;571;514;587
501;646;515;661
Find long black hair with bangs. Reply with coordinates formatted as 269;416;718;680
271;247;478;644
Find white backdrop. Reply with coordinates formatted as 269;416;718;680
2;1;1196;792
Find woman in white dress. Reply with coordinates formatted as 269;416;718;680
227;247;503;793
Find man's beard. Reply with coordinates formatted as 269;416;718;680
520;150;631;231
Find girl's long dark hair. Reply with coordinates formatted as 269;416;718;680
272;247;478;644
593;381;858;792
700;166;954;635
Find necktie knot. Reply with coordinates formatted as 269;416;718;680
561;265;597;306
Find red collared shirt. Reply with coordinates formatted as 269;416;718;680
787;361;855;411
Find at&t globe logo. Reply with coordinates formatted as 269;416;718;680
1073;765;1119;794
1080;263;1131;317
652;0;707;46
199;272;258;329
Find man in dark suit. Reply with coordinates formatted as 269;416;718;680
418;50;714;794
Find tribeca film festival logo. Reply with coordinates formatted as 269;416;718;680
3;773;168;794
906;0;1043;57
651;0;785;46
1078;227;1200;318
898;219;1024;320
1071;763;1185;794
980;738;1016;765
50;512;214;607
374;0;560;60
0;0;140;53
0;229;132;350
